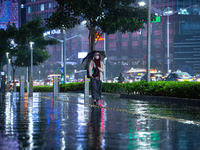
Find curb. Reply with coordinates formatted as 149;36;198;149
120;94;200;107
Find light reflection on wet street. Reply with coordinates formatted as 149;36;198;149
1;92;200;150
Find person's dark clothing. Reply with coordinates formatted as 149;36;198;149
91;78;102;100
118;74;125;83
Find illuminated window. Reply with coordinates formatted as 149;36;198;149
28;6;31;13
49;3;51;8
41;4;44;11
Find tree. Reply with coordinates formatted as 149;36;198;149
5;17;59;81
46;0;154;52
0;28;11;71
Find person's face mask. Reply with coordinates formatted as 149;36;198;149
95;55;99;59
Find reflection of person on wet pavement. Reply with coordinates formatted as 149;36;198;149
88;107;102;149
88;52;105;104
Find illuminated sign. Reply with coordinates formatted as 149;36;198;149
95;33;104;41
43;29;61;36
78;52;88;58
152;16;161;23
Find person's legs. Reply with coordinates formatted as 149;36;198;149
91;79;100;101
97;80;102;101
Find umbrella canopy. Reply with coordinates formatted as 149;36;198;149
81;51;106;70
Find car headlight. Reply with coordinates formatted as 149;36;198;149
197;78;200;82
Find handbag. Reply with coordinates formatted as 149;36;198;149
92;68;98;77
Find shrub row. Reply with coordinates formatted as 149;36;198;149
16;81;200;99
125;81;200;99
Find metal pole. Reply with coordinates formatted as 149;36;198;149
63;29;66;84
27;67;29;94
7;57;9;91
84;76;90;99
20;76;25;97
31;47;33;76
167;14;170;74
147;0;151;82
29;42;34;97
53;76;59;98
104;33;106;82
8;59;11;87
61;41;63;68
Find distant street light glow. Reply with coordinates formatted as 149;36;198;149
138;2;146;7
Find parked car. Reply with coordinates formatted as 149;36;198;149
141;72;165;81
44;79;52;85
195;74;200;82
165;71;195;81
106;77;114;83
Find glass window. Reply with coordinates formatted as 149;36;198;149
181;21;200;35
176;72;191;78
49;3;51;8
41;4;44;11
28;6;31;13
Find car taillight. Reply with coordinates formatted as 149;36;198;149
177;78;182;81
151;76;156;79
162;76;165;79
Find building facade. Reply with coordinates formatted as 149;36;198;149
0;0;18;29
2;0;200;78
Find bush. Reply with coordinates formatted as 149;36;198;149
16;81;200;99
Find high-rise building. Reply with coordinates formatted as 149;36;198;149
26;0;57;22
0;0;18;29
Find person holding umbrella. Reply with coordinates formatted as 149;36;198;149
88;52;105;104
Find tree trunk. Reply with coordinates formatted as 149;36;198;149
12;66;16;82
88;28;96;53
28;66;30;82
0;62;2;72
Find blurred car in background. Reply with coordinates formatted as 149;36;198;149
134;76;142;82
106;77;114;83
113;77;119;83
195;74;200;82
10;80;20;86
44;79;52;85
165;71;195;81
141;72;165;81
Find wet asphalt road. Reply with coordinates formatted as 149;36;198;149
0;92;200;150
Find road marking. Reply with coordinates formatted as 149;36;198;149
40;96;200;126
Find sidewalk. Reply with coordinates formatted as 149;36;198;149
1;92;200;149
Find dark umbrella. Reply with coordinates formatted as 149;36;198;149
81;51;106;70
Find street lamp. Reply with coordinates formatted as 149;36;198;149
8;59;11;82
46;33;80;84
29;42;34;97
138;1;151;82
6;52;9;91
30;42;34;76
104;33;107;82
163;7;174;75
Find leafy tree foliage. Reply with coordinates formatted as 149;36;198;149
13;17;59;67
1;17;59;81
46;0;154;52
0;28;11;71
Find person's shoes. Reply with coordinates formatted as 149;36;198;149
93;99;97;104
